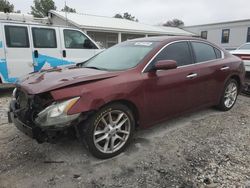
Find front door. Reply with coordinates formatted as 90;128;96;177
142;41;201;126
60;28;100;64
3;23;33;81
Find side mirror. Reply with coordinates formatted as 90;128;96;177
154;60;177;70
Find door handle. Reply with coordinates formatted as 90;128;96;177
186;73;198;79
62;50;66;58
220;66;229;71
34;50;39;58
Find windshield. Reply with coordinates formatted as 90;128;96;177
238;43;250;50
83;41;157;71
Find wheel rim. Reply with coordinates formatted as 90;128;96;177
224;82;237;108
93;110;131;154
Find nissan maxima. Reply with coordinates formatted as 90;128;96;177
9;36;245;159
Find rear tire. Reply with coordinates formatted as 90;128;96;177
80;103;135;159
217;79;238;111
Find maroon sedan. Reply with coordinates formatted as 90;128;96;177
9;36;245;159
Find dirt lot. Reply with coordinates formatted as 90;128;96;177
0;89;250;188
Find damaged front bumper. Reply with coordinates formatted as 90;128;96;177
8;100;81;143
8;108;43;141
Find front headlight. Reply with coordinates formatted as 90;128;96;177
12;88;17;99
35;97;80;127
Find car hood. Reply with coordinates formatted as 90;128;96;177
17;67;119;94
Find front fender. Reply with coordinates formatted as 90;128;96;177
66;92;131;115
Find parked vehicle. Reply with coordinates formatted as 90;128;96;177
9;36;245;159
230;43;250;72
0;20;101;85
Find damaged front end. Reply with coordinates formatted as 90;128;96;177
8;88;82;143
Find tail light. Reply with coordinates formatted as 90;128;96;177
234;54;250;60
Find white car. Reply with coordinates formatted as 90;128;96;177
230;43;250;72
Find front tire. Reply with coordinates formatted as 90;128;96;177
217;79;238;111
81;103;135;159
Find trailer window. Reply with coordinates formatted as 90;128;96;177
63;29;97;49
221;29;230;44
5;26;29;48
32;28;57;48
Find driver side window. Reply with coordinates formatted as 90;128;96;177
153;41;193;67
63;29;97;49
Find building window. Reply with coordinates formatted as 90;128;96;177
247;27;250;42
221;29;230;43
106;35;118;48
201;31;207;39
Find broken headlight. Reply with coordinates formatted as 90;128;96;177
35;97;80;127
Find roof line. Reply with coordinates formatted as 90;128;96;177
82;26;191;35
184;18;250;28
49;10;194;35
50;10;155;26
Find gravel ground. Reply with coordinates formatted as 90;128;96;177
0;89;249;188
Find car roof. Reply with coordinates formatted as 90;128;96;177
130;36;201;42
129;36;225;53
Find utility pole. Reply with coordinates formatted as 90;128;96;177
65;1;68;26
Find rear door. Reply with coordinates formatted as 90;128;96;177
190;41;226;103
2;23;33;80
59;28;100;63
30;25;64;71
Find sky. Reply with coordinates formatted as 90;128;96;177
9;0;250;26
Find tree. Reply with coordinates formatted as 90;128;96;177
114;13;123;19
0;0;14;12
114;12;138;22
31;0;56;18
163;19;184;27
61;5;76;13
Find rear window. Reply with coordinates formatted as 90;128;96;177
5;25;29;48
32;28;57;48
191;42;217;62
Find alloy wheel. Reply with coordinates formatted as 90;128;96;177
224;82;238;108
93;110;131;154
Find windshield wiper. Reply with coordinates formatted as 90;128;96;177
83;66;104;70
76;53;101;67
76;60;88;67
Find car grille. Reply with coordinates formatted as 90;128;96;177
15;89;31;123
14;88;54;125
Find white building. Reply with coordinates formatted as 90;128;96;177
48;10;194;48
183;19;250;50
